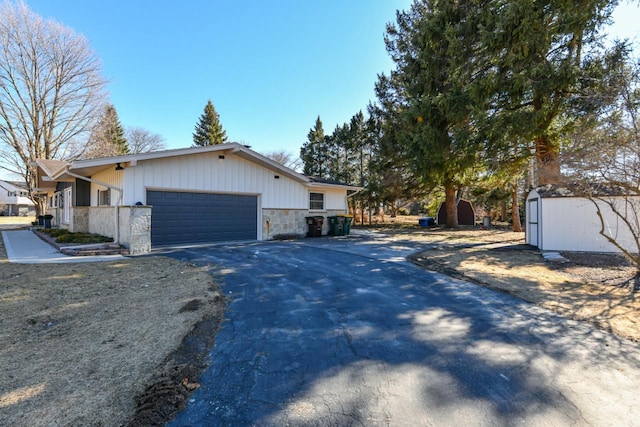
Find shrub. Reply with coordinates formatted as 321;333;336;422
44;229;69;237
54;232;113;244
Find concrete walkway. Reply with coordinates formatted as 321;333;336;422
2;229;124;264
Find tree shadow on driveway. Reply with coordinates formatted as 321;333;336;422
163;236;640;426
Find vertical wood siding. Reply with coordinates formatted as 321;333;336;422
89;168;125;206
121;152;347;210
539;196;639;253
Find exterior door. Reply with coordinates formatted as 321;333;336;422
528;198;539;247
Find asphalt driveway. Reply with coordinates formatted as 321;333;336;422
164;232;640;426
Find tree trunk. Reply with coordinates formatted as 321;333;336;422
535;135;562;185
34;197;46;218
511;179;523;232
444;182;458;228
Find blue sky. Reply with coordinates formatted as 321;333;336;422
21;1;640;160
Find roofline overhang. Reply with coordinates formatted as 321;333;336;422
306;182;363;191
32;143;361;191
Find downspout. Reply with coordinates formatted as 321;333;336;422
63;168;123;245
345;187;365;216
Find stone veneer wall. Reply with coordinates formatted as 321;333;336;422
70;207;89;233
262;209;347;239
88;207;115;238
87;206;152;254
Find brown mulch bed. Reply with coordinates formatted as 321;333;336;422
555;252;638;290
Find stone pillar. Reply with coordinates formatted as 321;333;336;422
119;206;151;255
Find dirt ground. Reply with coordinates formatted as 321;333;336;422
0;217;225;426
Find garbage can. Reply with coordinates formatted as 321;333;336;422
43;214;53;228
306;216;324;237
328;216;344;236
343;216;353;235
483;216;491;228
418;217;435;227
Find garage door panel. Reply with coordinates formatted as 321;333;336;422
147;190;257;246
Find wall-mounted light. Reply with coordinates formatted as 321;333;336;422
115;163;124;170
274;175;280;179
218;155;225;160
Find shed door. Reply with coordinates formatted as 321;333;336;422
528;198;539;247
147;190;258;246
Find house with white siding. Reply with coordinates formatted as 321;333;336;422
33;143;357;254
0;180;35;216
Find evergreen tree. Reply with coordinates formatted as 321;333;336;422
300;116;329;177
367;103;424;218
377;0;488;227
478;0;616;185
193;100;228;146
84;104;128;158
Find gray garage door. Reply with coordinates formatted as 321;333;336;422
147;190;258;246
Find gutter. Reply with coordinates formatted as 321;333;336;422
62;168;123;245
346;187;365;199
345;187;365;214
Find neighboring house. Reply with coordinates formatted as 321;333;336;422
0;180;35;216
33;143;358;254
525;184;639;253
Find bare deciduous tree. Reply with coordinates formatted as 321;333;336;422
0;1;107;214
262;149;302;171
126;127;166;154
564;51;640;288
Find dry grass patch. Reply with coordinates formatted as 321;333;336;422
408;229;640;343
0;230;224;426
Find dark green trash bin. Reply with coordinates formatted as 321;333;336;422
342;216;352;235
328;216;344;236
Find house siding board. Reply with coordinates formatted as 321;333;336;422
89;168;124;206
126;152;311;209
147;190;258;245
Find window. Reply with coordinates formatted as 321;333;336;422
309;192;324;211
98;189;111;206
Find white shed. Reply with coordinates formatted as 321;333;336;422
525;184;639;253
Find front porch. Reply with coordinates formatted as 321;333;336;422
49;205;152;255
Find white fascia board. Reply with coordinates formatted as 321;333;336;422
306;182;362;191
69;143;239;170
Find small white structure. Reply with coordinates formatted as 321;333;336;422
526;184;639;253
34;143;359;254
0;180;35;216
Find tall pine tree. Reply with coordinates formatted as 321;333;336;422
300;116;329;177
377;0;488;227
477;0;616;185
84;104;128;159
193;100;228;146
